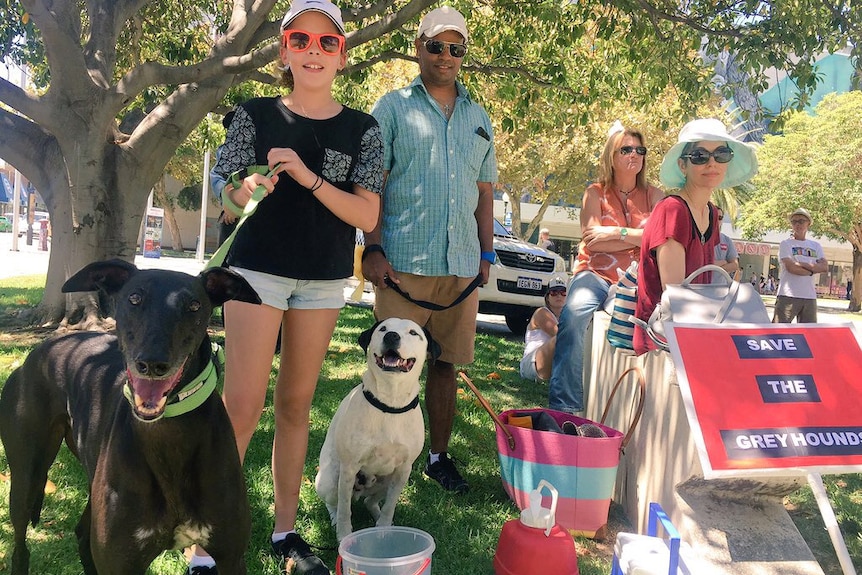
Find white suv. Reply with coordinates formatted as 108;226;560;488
479;220;568;333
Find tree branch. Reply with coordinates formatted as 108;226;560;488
632;0;745;38
348;0;437;47
0;76;47;125
343;50;572;94
82;0;149;88
0;107;61;190
113;42;279;104
23;0;91;93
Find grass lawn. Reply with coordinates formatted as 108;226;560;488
0;274;859;574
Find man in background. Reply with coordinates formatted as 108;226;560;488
713;207;739;279
773;207;827;323
539;228;556;252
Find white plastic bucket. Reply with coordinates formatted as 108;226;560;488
336;526;435;575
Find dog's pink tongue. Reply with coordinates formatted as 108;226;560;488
128;370;183;415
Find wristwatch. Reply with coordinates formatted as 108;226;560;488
619;227;628;239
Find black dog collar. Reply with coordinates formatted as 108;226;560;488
362;387;420;414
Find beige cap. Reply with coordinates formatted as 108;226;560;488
417;6;468;43
789;207;812;224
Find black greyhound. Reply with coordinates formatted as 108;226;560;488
0;259;260;575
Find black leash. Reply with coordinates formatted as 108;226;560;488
383;274;483;311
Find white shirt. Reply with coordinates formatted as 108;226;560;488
777;237;824;300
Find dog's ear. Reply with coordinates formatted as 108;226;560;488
358;321;382;353
423;327;442;362
200;268;262;307
62;259;139;294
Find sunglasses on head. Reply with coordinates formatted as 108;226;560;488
619;146;647;156
682;146;734;165
423;39;467;58
283;30;345;54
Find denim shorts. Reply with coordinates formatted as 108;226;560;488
230;267;345;311
519;349;542;381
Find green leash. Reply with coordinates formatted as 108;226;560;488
206;164;279;270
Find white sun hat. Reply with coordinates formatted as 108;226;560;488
281;0;345;35
659;118;758;189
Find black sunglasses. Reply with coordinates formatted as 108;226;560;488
423;39;467;58
682;146;734;165
619;146;647;156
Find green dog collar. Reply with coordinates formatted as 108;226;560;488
123;346;221;419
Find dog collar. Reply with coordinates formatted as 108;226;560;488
362;387;420;414
123;353;219;419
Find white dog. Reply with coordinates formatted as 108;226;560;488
315;318;439;542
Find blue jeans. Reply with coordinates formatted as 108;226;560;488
548;271;609;413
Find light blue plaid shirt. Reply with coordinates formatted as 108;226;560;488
371;77;498;278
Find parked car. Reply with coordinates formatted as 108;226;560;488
0;215;12;233
479;220;568;334
3;212;49;238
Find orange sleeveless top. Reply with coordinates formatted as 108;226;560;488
572;182;660;284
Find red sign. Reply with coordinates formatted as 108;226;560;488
666;324;862;477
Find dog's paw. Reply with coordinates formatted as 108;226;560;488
336;523;353;543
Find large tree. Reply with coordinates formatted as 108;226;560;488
737;91;862;311
0;0;858;324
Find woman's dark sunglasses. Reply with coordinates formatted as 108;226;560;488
423;39;467;58
619;146;647;156
682;146;734;165
548;288;567;296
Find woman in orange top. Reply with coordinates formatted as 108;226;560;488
549;122;663;413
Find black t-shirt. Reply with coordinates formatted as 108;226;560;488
213;97;383;279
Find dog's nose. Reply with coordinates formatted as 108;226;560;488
135;360;172;378
382;331;401;347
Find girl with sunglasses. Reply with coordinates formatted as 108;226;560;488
632;118;758;355
193;1;383;573
548;122;663;414
520;277;568;382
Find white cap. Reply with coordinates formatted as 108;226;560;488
281;0;345;35
417;6;468;43
548;277;567;291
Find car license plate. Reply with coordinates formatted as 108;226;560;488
517;277;542;291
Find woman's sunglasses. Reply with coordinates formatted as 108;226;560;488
423;39;467;58
283;30;345;54
619;146;647;156
682;146;734;165
548;288;567;296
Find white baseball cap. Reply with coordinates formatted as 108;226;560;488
548;277;568;291
281;0;345;35
417;6;469;43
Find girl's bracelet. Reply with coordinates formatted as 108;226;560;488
308;174;324;193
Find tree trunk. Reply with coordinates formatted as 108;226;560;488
26;152;159;327
153;176;184;252
850;244;862;313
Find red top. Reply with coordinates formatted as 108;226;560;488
633;195;719;354
572;183;660;283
